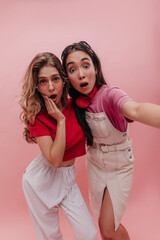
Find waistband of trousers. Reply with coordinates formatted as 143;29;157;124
92;139;132;153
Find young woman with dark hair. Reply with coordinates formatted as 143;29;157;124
61;41;160;240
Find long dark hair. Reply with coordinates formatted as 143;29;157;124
61;41;107;145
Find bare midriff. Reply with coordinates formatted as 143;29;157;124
61;158;75;167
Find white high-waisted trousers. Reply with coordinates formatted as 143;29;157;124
85;111;134;231
22;154;97;240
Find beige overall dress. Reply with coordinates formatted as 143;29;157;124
86;110;134;230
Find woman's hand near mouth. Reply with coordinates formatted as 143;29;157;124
43;95;65;123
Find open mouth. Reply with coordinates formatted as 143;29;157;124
80;82;88;88
50;94;57;100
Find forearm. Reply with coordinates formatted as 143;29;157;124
135;103;160;129
35;119;66;168
123;101;160;129
49;119;66;168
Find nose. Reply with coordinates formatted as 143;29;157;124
78;69;85;80
48;80;55;91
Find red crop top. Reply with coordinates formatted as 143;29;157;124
29;98;86;161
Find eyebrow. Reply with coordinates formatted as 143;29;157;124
38;74;60;79
66;57;90;68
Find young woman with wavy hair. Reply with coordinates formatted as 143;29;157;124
19;52;97;240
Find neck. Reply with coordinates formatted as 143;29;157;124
88;85;98;99
76;85;98;108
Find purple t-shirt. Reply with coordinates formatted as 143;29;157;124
87;85;132;132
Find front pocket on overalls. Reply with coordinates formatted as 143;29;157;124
117;147;134;170
123;147;134;163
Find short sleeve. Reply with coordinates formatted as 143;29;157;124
29;117;51;138
102;87;132;116
102;86;133;131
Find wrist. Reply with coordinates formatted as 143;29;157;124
57;117;65;125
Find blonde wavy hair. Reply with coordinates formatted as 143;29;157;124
19;52;68;143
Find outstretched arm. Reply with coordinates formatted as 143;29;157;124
122;100;160;129
36;96;66;168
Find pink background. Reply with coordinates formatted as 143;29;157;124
0;0;160;239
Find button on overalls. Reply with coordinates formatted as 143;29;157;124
85;110;134;230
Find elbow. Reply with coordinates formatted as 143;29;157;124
48;159;62;168
53;162;62;168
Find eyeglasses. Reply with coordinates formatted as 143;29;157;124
36;78;63;92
